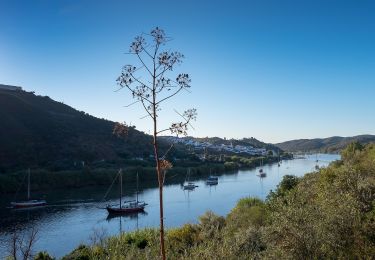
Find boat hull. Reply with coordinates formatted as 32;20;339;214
11;200;47;208
106;206;145;214
206;176;219;185
183;185;197;190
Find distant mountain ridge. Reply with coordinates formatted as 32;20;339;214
275;135;375;152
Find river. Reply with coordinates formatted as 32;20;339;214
0;154;339;258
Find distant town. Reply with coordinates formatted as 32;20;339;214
162;136;268;156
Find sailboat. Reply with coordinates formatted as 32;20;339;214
205;168;218;185
11;169;47;208
106;170;147;214
257;158;267;178
183;169;198;190
315;154;320;170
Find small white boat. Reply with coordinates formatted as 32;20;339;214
315;154;320;170
11;169;47;209
206;176;218;185
183;182;198;190
11;200;47;208
257;158;266;177
183;169;198;190
257;172;267;178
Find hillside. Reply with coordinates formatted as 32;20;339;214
193;136;280;150
182;136;282;154
275;135;375;152
0;89;160;172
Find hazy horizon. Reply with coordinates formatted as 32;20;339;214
1;0;374;143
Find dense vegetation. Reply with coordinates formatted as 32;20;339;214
276;134;375;152
50;142;374;259
0;155;281;194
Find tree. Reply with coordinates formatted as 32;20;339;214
116;27;196;259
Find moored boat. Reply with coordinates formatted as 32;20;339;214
106;170;147;214
257;158;266;177
183;169;198;190
257;172;267;178
11;200;47;208
206;175;218;185
183;182;199;190
10;169;47;209
107;200;147;214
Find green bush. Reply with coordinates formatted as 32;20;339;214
34;251;55;260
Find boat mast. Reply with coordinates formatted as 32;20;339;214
27;168;31;200
136;172;139;203
119;169;122;209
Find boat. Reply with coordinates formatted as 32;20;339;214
183;182;199;190
106;170;147;214
206;175;218;185
257;158;267;177
315;154;320;170
183;169;198;190
257;172;267;178
11;169;47;208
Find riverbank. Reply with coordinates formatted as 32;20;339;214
0;156;286;194
43;143;374;259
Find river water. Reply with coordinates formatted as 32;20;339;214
0;154;339;258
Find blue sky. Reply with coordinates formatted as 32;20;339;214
1;0;374;143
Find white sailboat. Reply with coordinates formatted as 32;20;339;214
183;169;198;190
11;169;47;208
206;168;218;185
257;158;267;178
315;154;320;170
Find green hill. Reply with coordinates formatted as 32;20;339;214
275;135;375;152
0;89;158;172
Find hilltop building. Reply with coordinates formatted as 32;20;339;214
0;84;23;91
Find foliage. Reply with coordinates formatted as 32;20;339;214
267;174;299;201
34;251;55;260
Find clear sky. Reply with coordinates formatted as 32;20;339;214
1;0;374;143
